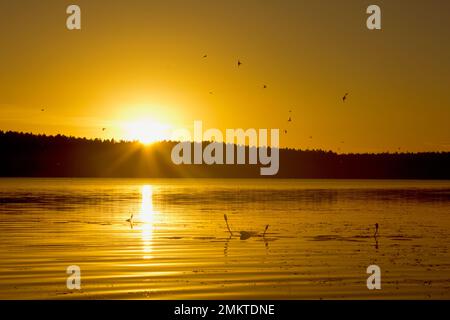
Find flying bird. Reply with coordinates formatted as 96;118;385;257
263;85;267;89
342;92;349;102
41;108;45;112
203;54;207;58
374;223;379;237
288;117;292;122
284;129;288;134
237;60;242;67
102;128;106;131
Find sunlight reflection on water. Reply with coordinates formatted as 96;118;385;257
0;179;449;299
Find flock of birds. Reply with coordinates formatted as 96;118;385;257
40;54;377;243
125;212;379;244
202;55;350;137
283;92;349;135
39;55;351;138
30;52;407;254
39;53;380;243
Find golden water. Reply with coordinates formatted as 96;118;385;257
0;179;449;299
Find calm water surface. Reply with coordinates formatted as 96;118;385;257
0;178;449;299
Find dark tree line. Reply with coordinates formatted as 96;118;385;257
1;131;449;179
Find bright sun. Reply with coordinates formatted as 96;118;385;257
122;119;170;145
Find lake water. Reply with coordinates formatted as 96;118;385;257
0;178;449;299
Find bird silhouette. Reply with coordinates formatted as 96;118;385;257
102;128;106;131
126;214;133;223
203;54;207;58
284;129;288;134
263;85;267;89
263;225;269;237
374;223;379;238
342;92;349;102
224;214;269;240
237;60;242;67
288;117;292;122
41;108;45;112
224;214;233;235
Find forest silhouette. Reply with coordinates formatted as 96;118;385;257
1;131;449;179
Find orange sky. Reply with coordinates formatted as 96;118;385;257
0;0;449;153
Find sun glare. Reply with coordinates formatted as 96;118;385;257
122;119;170;145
